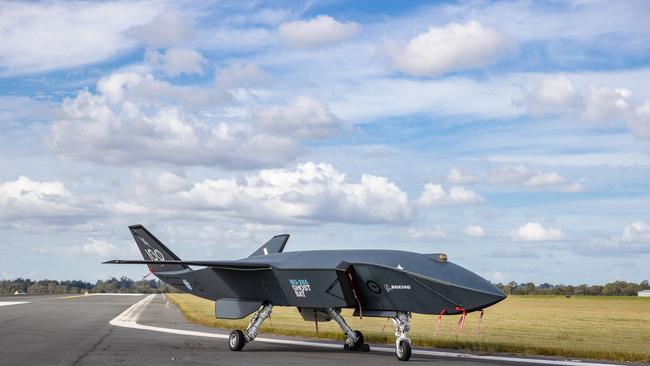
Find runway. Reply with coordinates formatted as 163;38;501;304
0;294;630;366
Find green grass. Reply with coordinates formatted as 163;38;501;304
167;294;650;363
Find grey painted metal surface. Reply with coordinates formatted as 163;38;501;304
215;298;264;319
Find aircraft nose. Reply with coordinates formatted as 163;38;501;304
452;271;506;312
417;254;507;313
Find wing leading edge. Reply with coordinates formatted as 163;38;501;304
102;259;271;271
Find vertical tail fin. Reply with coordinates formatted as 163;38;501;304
129;224;188;272
248;234;289;257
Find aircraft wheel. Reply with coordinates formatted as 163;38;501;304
229;329;246;351
355;330;370;352
396;340;411;361
344;330;365;351
353;330;364;349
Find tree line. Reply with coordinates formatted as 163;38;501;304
2;277;649;296
495;280;650;296
0;277;179;295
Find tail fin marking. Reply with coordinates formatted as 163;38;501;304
129;224;188;272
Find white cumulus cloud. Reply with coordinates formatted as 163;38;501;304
621;222;650;243
384;21;513;76
126;10;193;47
0;176;87;220
0;1;160;75
491;165;583;192
574;221;650;256
215;63;270;89
417;183;483;207
116;162;412;225
50;72;299;168
407;227;447;239
489;164;531;183
629;101;650;139
511;222;563;242
521;75;650;140
447;167;479;184
131;171;191;194
253;96;341;139
464;225;485;237
278;15;360;47
524;171;565;187
65;238;118;258
581;86;632;123
522;75;582;115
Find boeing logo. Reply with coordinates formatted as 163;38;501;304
384;284;411;293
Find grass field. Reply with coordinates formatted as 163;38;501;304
166;294;650;363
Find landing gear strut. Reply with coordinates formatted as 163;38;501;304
326;307;369;352
228;303;273;351
392;311;412;361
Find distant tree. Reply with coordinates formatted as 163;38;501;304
564;285;576;295
603;281;623;296
524;282;536;295
503;281;517;295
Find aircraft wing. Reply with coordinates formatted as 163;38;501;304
102;259;271;270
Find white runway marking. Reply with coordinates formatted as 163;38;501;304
111;295;623;366
86;293;146;296
0;301;29;307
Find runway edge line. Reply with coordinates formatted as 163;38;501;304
0;301;30;307
110;294;623;366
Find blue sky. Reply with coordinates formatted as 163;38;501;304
1;0;649;284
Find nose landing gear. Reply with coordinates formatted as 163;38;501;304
392;311;412;361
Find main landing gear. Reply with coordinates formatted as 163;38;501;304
326;307;370;352
229;303;273;351
228;305;412;361
392;311;412;361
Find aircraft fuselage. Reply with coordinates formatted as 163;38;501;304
156;249;505;316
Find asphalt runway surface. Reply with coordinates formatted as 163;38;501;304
0;294;631;366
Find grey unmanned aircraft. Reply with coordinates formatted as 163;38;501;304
105;225;506;361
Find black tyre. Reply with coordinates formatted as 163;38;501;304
396;341;411;361
353;330;364;347
344;330;365;351
229;329;246;351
